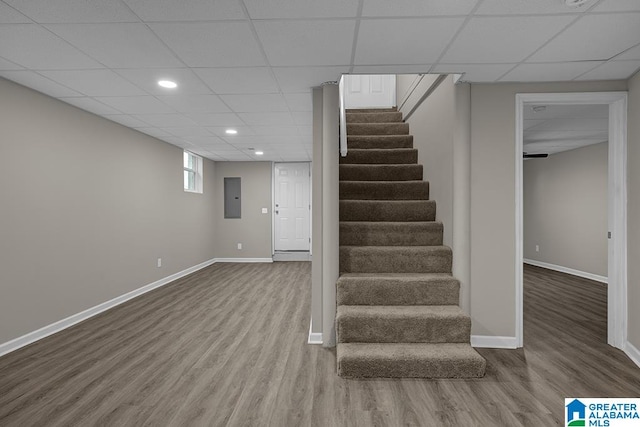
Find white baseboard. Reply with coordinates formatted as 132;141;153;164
471;335;518;349
0;258;218;358
624;341;640;368
215;257;273;263
523;259;608;284
307;319;323;345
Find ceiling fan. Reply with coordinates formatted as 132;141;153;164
523;152;548;159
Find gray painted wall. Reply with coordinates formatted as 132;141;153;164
213;162;272;259
627;70;640;351
469;80;627;338
523;142;608;277
0;78;217;344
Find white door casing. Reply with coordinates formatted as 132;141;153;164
274;162;311;251
344;75;396;109
515;92;628;350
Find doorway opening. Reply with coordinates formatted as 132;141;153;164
515;92;628;349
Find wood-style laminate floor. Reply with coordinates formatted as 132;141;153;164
1;262;639;426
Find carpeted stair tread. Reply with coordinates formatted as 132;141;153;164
337;343;486;378
347;135;413;149
337;272;459;305
340;164;423;181
339;245;452;273
339;181;429;200
340;221;443;246
340;200;436;222
346;112;403;123
340;148;417;165
336;305;470;343
347;123;410;136
347;107;397;113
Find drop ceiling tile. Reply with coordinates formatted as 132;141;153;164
0;3;30;23
0;57;23;70
207;126;255;137
292;112;312;126
95;96;175;114
115;68;211;95
0;70;82;97
217;152;252;161
576;60;640;80
528;118;609;132
0;24;102;69
523;104;608;120
283;92;312;111
239;112;294;126
132;113;196;127
244;0;358;18
122;0;245;21
476;0;584;15
194;67;279;94
150;22;265;67
254;20;355;66
593;0;640;12
441;16;574;63
136;127;174;139
529;14;640;62
355;18;464;65
4;0;139;23
219;93;288;112
39;70;146;96
104;114;150;128
500;61;604;82
182;135;227;146
46;23;183;68
351;64;433;74
157;94;230;113
186;112;246;126
250;126;300;136
160;127;214;138
60;97;124;115
362;0;478;17
616;44;640;60
432;63;515;82
273;66;347;92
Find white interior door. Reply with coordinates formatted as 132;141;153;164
344;74;396;109
274;162;310;251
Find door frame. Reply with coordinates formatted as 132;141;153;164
515;91;628;349
272;161;312;253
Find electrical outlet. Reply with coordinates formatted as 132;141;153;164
157;258;162;267
237;243;242;250
535;245;539;252
261;208;268;214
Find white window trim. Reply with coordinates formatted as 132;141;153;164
184;151;203;194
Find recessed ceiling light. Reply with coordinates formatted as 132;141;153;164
225;129;238;135
157;80;177;89
255;151;264;155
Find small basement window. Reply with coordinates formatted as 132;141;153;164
183;151;203;193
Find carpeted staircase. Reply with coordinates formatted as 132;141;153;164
336;107;486;378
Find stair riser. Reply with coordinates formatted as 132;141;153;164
347;123;409;136
346;112;403;123
347;108;397;113
337;315;470;343
337;354;486;378
340;247;452;273
337;278;459;305
340;200;436;222
339;181;429;200
339;222;443;246
347;135;413;149
340;165;423;181
340;149;418;165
